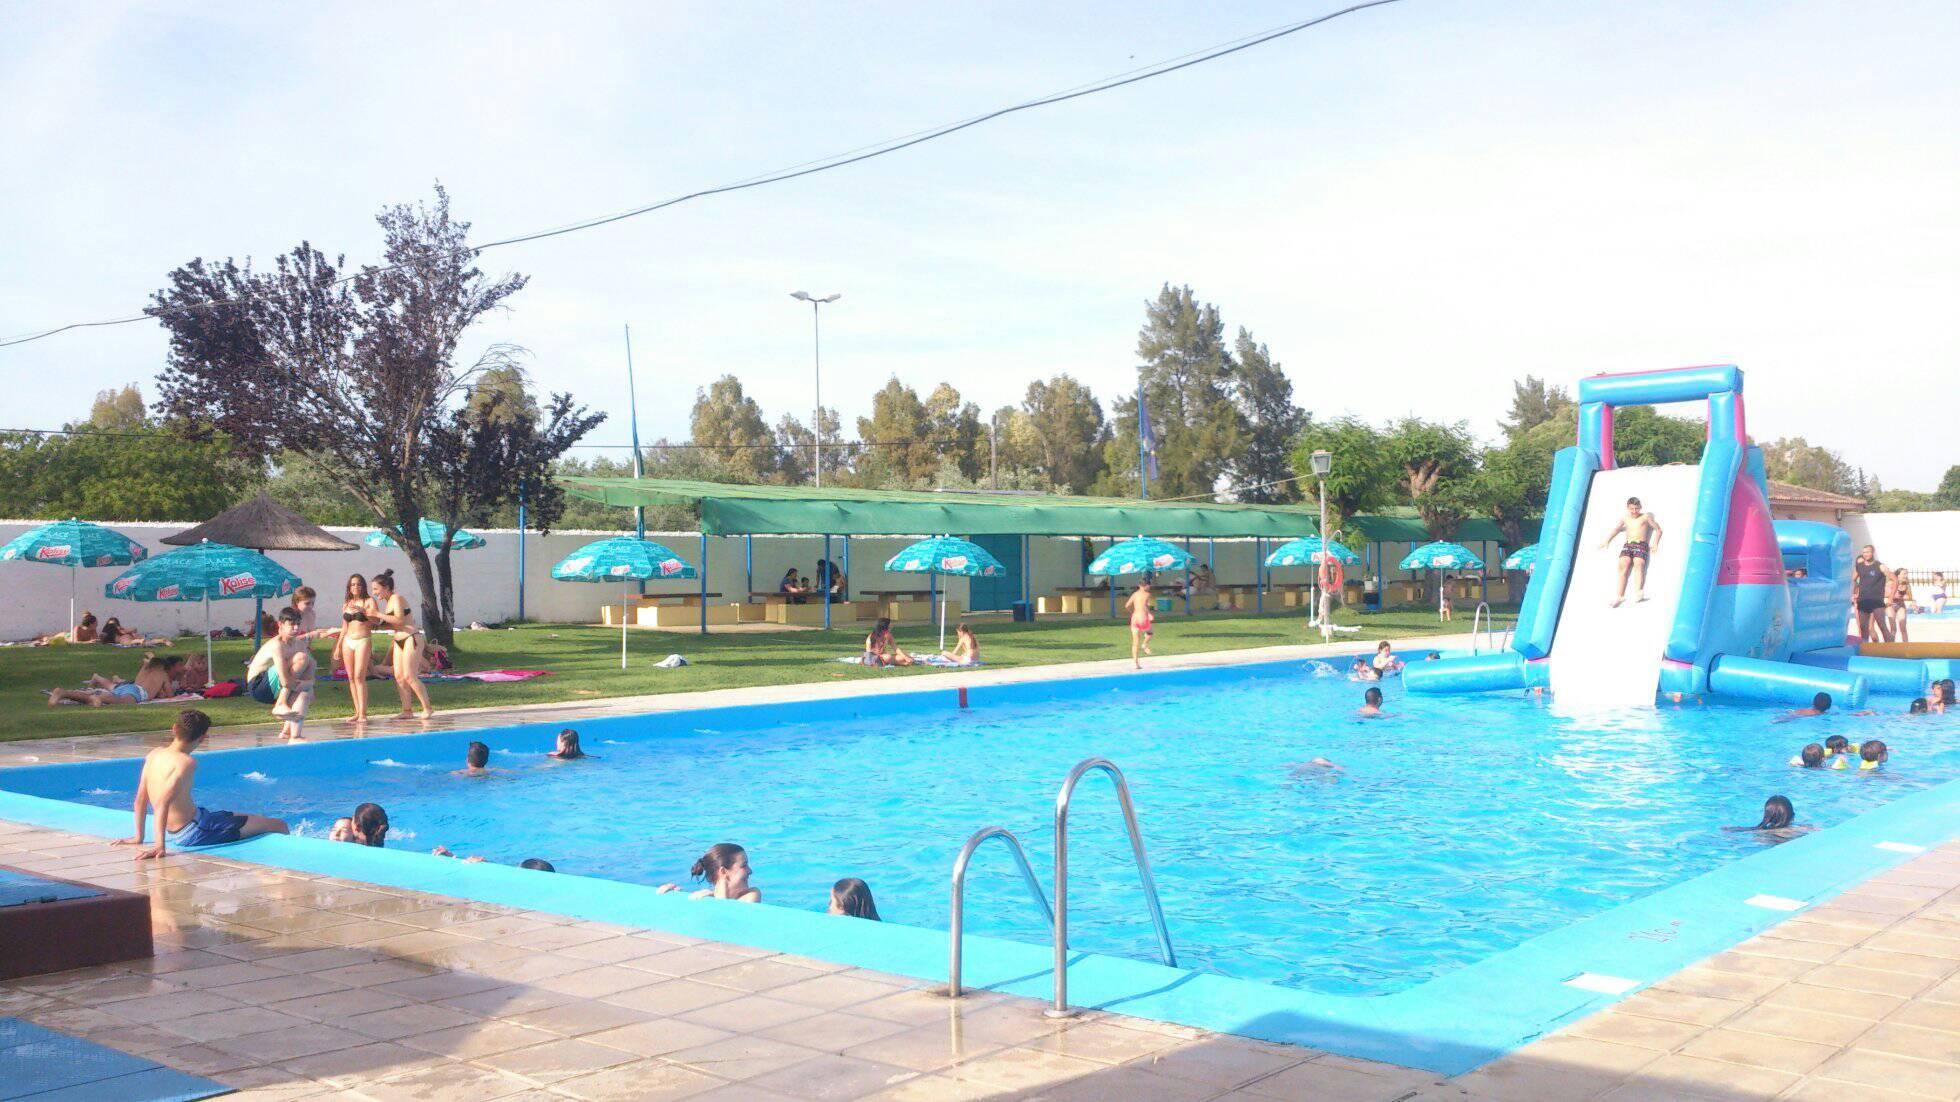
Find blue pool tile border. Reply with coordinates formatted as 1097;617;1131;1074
4;658;1957;1076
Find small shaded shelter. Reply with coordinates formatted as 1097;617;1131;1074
164;494;357;644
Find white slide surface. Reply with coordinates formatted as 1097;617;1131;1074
1547;464;1705;709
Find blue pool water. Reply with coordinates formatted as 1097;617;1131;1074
29;660;1960;997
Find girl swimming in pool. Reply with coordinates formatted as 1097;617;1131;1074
660;843;761;902
1724;795;1812;840
829;877;881;920
546;729;586;760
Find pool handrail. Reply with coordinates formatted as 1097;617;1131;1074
1050;757;1176;1017
1471;601;1492;653
947;825;1053;998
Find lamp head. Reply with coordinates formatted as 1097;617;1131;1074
1310;450;1333;477
790;291;812;302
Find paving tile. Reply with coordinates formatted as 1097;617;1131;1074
1888;998;1960;1035
597;978;740;1016
941;1044;1103;1092
1634;1052;1799;1099
582;1017;735;1057
754;1010;910;1053
1855;1020;1960;1066
1803;963;1942;999
343;1002;485;1041
1652;965;1788;1002
1761;981;1908;1021
747;1052;918;1100
209;1022;374;1063
552;1059;726;1102
690;957;830;993
267;985;416;1022
503;999;651;1038
1809;1048;1960;1099
1561;1009;1707;1051
157;1004;316;1043
275;1041;449;1087
397;1020;560;1060
350;1060;537;1100
1511;1034;1662;1077
473;1036;638;1084
1612;987;1750;1027
1029;1063;1223;1101
665;1033;827;1080
1245;1058;1447;1100
1721;1003;1874;1046
1676;1027;1838;1074
678;994;819;1033
764;971;898;1010
1122;1037;1308;1089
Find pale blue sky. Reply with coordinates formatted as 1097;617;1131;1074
4;1;1956;487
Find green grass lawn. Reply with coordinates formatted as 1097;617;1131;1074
1;605;1512;743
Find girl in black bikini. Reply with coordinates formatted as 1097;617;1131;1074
370;570;432;719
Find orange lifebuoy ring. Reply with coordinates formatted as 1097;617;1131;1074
1320;559;1345;594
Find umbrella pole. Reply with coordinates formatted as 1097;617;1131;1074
621;581;629;670
204;599;213;684
939;596;946;652
68;566;77;638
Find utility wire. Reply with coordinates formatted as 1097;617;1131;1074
0;0;1401;350
0;424;965;452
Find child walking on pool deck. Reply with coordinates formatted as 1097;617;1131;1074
1125;582;1155;669
114;710;287;859
1599;496;1663;607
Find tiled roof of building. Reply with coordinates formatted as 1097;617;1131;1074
1765;479;1866;508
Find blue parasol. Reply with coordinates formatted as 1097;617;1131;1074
1503;544;1540;573
552;537;697;668
884;536;1005;649
102;540;302;678
1087;537;1194;577
1399;541;1486;615
1;518;151;635
364;519;487;550
1262;536;1361;568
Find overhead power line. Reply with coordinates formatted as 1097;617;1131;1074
0;424;966;452
0;0;1402;350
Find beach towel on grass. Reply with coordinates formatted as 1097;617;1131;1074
458;669;550;682
834;655;980;669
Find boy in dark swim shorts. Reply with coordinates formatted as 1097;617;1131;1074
114;709;287;859
1599;496;1663;607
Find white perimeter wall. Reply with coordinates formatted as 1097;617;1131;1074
1843;512;1960;574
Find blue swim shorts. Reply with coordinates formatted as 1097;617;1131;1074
170;807;247;848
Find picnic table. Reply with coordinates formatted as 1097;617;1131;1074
858;589;932;602
631;591;722;607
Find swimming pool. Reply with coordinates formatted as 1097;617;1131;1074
4;656;1958;1072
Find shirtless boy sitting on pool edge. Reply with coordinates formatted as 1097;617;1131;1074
1599;496;1663;607
114;709;287;860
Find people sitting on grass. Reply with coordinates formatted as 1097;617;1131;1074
114;709;288;859
48;651;185;707
658;842;761;902
546;729;586;760
941;623;980;667
33;611;100;646
864;618;913;667
454;741;496;776
829;877;880;920
271;650;317;742
100;616;171;647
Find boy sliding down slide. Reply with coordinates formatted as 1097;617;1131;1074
1599;496;1663;607
114;709;288;860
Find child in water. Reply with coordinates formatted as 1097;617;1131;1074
829;877;881;920
453;741;496;776
546;729;586;760
1348;658;1379;682
659;843;761;902
1358;686;1386;717
1835;739;1889;771
1725;796;1812;841
1823;735;1851;761
1776;693;1832;721
1370;641;1404;675
1790;743;1826;768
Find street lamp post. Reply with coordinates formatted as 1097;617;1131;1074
789;291;841;486
1311;449;1333;640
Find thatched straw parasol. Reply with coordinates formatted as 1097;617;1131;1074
164;494;356;649
163;494;358;552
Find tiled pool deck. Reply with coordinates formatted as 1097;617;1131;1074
4;638;1960;1100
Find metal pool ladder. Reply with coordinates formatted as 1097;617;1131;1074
1471;601;1493;653
945;757;1177;1017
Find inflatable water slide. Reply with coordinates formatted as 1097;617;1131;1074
1406;365;1956;707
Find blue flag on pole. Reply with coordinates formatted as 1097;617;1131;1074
1137;387;1160;491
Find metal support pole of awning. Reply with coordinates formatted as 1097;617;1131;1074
1255;537;1264;615
698;532;709;634
822;534;832;630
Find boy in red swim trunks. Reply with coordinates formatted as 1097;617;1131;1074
1125;582;1155;669
1599;496;1663;607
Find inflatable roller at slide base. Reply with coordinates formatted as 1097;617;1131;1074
1402;652;1869;707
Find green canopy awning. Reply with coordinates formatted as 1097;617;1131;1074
562;478;1323;538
